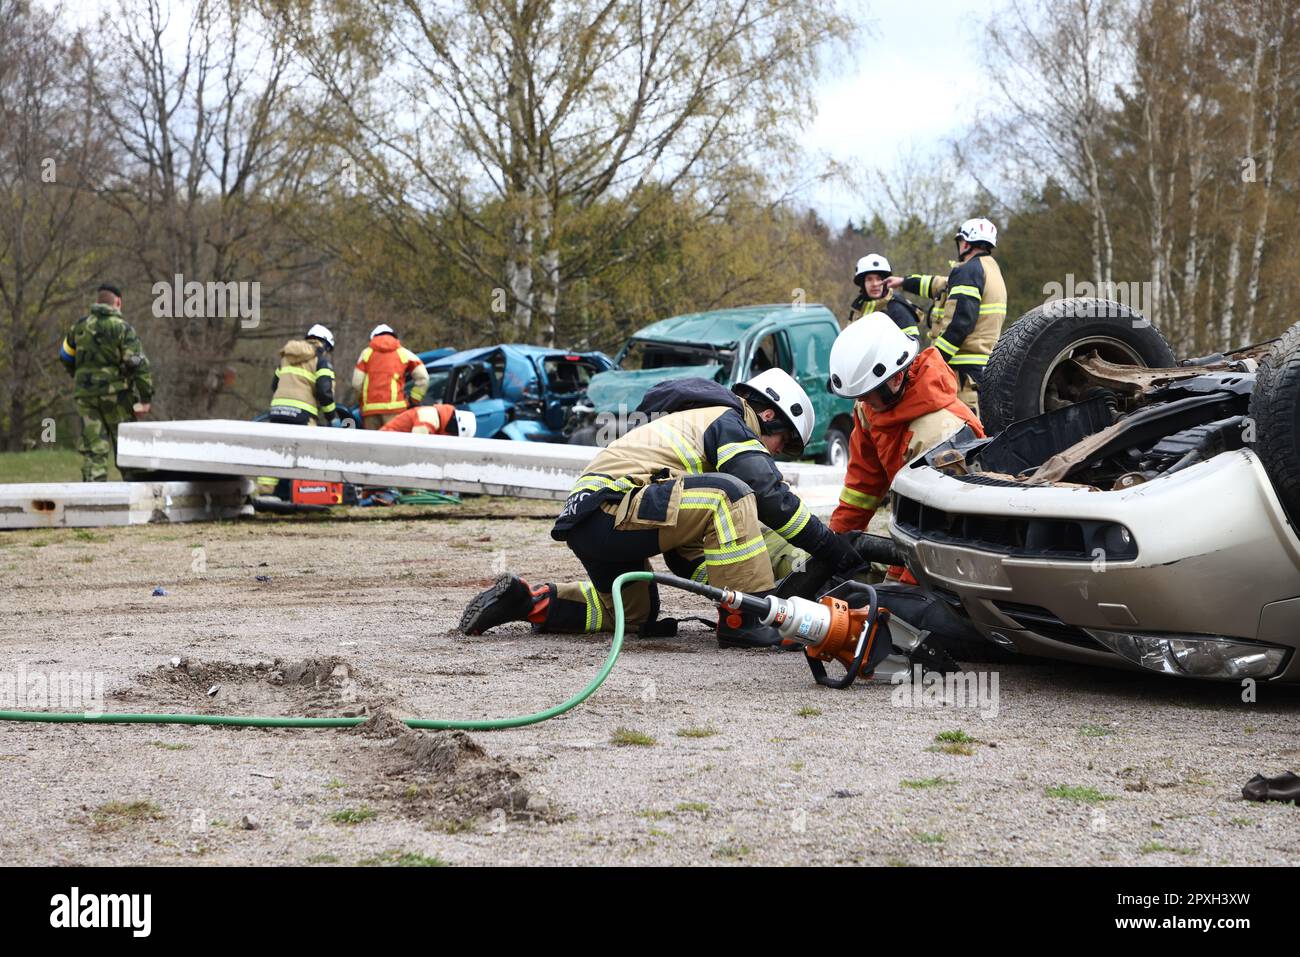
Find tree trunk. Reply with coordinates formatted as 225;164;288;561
1221;11;1264;346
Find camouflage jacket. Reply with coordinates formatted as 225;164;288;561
59;304;154;402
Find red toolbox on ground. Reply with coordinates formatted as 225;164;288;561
291;480;345;505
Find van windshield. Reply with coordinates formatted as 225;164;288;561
619;339;734;378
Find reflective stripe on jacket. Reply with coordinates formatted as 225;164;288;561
379;404;456;434
271;340;323;416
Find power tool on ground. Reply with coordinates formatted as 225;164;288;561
651;573;891;688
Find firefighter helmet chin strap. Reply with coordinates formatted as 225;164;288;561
869;368;911;409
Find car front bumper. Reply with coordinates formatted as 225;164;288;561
890;449;1300;682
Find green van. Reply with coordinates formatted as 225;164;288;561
565;304;854;465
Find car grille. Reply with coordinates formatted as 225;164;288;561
991;601;1113;653
893;494;1137;562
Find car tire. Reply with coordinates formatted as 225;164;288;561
1249;321;1300;527
980;298;1177;434
818;427;850;468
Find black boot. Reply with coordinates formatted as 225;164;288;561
716;607;782;649
459;575;537;635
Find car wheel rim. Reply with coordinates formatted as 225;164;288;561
1039;336;1146;413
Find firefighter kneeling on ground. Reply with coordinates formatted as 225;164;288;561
828;315;984;579
459;370;866;647
378;405;476;437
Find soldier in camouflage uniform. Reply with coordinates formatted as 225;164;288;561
58;284;153;482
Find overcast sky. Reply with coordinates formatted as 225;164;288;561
800;0;1009;225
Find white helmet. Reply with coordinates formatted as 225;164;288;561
732;368;814;457
454;409;477;438
829;315;920;400
305;323;335;350
369;323;395;339
853;253;892;285
956;217;998;249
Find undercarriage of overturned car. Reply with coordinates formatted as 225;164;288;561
890;297;1300;685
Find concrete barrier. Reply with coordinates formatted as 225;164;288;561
0;479;253;530
116;420;845;512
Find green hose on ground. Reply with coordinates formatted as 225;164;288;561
394;490;461;506
0;571;652;731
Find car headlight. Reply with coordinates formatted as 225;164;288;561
1086;628;1289;680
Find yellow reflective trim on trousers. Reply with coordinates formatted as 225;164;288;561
934;336;959;356
654;423;703;473
774;501;811;540
948;284;982;300
580;582;604;631
716;439;766;467
681;491;737;544
691;562;709;583
271;398;318;414
950;354;990;366
276;365;315;379
839;486;880;510
704;534;768;566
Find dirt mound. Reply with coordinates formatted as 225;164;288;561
352;707;542;824
117;656;386;717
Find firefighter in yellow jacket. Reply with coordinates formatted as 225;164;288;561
888;218;1007;412
459;370;864;647
257;324;339;494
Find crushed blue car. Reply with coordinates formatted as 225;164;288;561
419;344;615;441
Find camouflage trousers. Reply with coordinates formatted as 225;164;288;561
76;395;135;482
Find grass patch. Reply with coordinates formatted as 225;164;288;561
796;706;822;718
73;529;108;543
1139;841;1197;856
1045;785;1114;804
927;742;975;756
148;741;191;751
0;449;115;484
429;818;477;834
637;809;672;821
328;806;377;825
610;727;656;747
91;800;165;831
1080;724;1112;737
359;849;449;867
325;778;345;790
1228;817;1254;827
676;726;719;739
901;776;953;789
934;729;973;744
305;854;340;865
675;801;709;815
712;843;750;860
914;831;945;845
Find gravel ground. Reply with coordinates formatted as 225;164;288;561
2;501;1298;866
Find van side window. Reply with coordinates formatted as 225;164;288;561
748;331;792;377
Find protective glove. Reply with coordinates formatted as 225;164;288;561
822;530;866;576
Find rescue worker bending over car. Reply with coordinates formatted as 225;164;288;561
459;370;865;648
379;404;476;437
829;316;984;574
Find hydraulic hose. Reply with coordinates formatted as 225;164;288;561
0;571;655;731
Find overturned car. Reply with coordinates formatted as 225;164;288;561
890;297;1300;683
